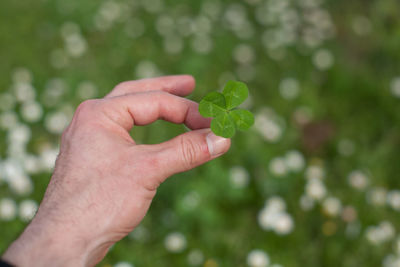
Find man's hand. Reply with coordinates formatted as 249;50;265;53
2;75;231;267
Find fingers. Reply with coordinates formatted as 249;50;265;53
99;91;211;131
105;75;196;98
144;129;231;180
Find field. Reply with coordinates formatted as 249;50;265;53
1;0;400;266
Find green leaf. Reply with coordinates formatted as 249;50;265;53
198;92;227;117
211;113;236;138
230;109;254;131
222;80;249;110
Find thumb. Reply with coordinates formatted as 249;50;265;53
150;128;231;179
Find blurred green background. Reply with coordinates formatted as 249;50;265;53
1;0;400;266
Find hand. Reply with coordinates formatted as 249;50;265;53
2;75;231;267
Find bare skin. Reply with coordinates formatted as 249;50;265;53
2;75;231;267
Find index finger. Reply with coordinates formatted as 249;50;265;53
105;75;196;98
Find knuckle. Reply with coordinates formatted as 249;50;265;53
180;136;198;169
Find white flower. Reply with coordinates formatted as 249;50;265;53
305;165;324;180
322;197;342;217
247;250;270;267
285;150;305;172
164;232;187;253
135;60;162;79
64;33;87;58
187;249;204;266
269;157;287;177
233;44;255;65
383;254;400;267
114;262;134;267
129;225;149;242
76;81;98;100
14;82;36;103
274;213;294;235
191;34;213;54
8;124;31;144
163;35;184;54
367;187;387;206
337;139;355;156
19;199;38;222
348;170;369;190
366;221;395;245
0;111;19;130
45;111;69;134
229;166;250;188
390;77;400;98
279;78;300;100
12;68;32;84
20;101;43;123
0;198;17;221
39;147;59;171
8;174;33;196
125;18;145;39
182;191;200;210
313;49;334;70
300;195;315;211
306;178;326;200
387;190;400;211
266;196;286;212
255;109;284;143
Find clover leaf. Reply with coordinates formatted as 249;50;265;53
198;80;254;138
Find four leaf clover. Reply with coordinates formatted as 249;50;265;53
199;81;255;138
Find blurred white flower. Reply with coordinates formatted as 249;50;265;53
64;33;87;58
191;34;213;54
42;78;67;107
135;60;162;79
12;68;32;84
322;197;342;217
305;165;324;180
14;82;36;103
383;254;400;267
367;187;387;206
393;236;400;255
0;198;17;221
390;77;400;98
246;249;270;267
19;199;38;222
352;16;372;36
164;232;187;253
187;249;204;266
20;101;44;123
285;150;305;172
300;194;315;211
125;18;145;39
8;124;31;145
255;109;284;143
182;191;200;210
306;178;326;200
141;0;164;13
274;213;294;235
156;15;175;37
129;225;149;242
8;174;33;196
293;106;313;126
39;147;59;171
76;81;98;100
229;166;250;188
387;190;400;211
164;35;184;54
337;139;355;156
313;49;334;70
114;262;134;267
22;155;42;174
366;221;395;245
348;170;369;190
233;44;255;65
269;157;287;177
279;78;300;100
45;111;70;134
259;197;294;234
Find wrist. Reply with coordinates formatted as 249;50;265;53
2;218;88;267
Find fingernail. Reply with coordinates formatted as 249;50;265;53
206;132;230;156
